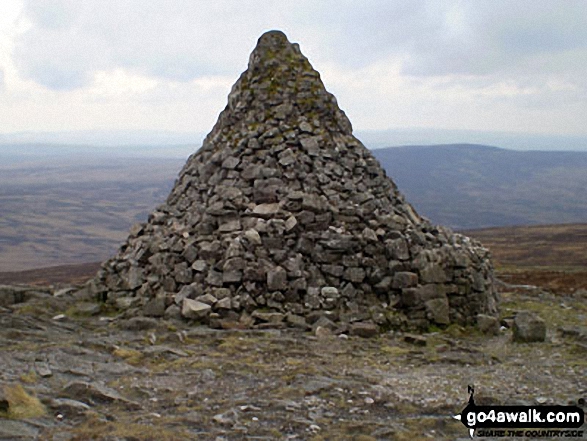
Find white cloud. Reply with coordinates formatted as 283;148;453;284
0;0;586;137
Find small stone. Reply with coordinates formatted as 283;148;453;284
513;311;546;343
143;297;166;317
267;266;288;291
215;297;232;310
53;287;76;297
253;203;280;218
300;137;319;154
213;411;235;425
50;398;91;418
194;293;217;306
62;381;140;410
362;227;378;242
312;315;337;332
244;229;262;245
343;267;365;284
320;286;339;299
419;263;447;283
404;334;427;346
349;322;379;338
299;121;313;133
35;363;52;378
181;299;212;321
315;326;333;339
284;216;298;232
218;219;241;232
120;316;159;331
285;313;308;329
392;272;418;289
476;314;500;335
252;310;284;323
74;302;101;316
191;260;207;272
164;304;182;320
425;297;450;325
221;156;240;169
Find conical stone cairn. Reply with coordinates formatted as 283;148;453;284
89;30;498;332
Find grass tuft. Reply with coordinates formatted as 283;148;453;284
2;383;46;419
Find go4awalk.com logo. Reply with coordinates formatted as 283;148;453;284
453;386;585;438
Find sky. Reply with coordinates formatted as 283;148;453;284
0;0;586;145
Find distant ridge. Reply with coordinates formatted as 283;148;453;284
372;144;587;229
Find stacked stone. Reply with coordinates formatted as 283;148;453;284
89;30;498;332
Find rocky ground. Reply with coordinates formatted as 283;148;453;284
1;280;586;441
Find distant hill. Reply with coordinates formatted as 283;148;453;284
1;143;587;271
372;144;587;229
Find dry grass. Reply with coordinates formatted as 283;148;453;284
465;223;587;269
465;223;587;294
2;383;46;419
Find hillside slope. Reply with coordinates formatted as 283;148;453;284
372;144;587;229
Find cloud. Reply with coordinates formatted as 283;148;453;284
13;0;587;91
14;0;309;89
3;0;587;137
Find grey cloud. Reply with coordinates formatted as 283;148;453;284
15;0;303;89
400;1;587;77
12;0;587;91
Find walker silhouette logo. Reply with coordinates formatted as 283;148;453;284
453;386;585;438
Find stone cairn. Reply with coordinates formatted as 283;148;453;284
89;30;498;333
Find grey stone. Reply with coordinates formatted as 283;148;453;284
218;219;241;232
285;313;308;329
62;381;140;409
143;297;166;317
392;272;418;289
164;304;182;320
74;302;102;316
126;267;144;290
513;311;546;343
267;266;288;291
221;156;240;169
0;420;40;439
322;264;344;277
181;299;212;320
120;316;159;331
252;310;285;323
315;326;334;339
194;293;217;306
215;297;232;310
343;267;365;284
321;286;339;299
50;398;91;418
425;297;450;325
191;260;207;272
477;314;500;335
312;315;337;332
349;322;379;338
244;228;262;245
420;264;448;284
284;215;298;232
404;334;427;346
253;203;280;218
